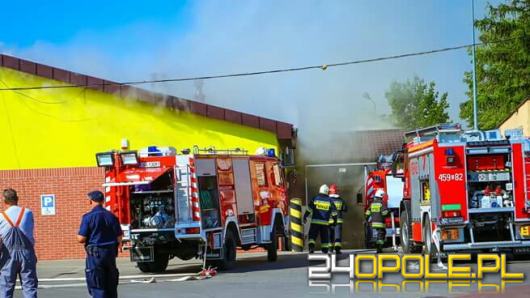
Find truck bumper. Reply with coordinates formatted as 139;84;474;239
444;240;530;251
174;234;205;240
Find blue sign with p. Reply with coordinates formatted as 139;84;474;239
40;194;56;215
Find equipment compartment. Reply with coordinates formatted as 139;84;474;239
466;152;514;210
130;191;176;229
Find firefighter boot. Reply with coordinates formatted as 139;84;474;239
321;244;329;254
308;242;315;254
335;246;341;255
376;241;383;253
375;228;385;253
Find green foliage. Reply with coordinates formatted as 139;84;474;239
385;76;450;130
460;0;530;129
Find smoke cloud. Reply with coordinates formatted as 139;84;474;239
1;0;496;166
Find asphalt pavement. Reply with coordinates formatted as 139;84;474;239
15;250;530;298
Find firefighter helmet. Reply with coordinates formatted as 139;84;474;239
329;184;338;195
319;184;329;195
374;189;385;199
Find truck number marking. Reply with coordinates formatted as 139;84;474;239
438;173;464;182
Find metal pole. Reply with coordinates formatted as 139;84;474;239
304;175;309;205
471;0;479;131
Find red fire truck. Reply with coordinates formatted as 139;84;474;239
359;155;403;250
395;124;530;256
95;145;289;272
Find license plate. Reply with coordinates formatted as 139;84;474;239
520;226;530;237
142;161;160;168
442;229;460;241
130;246;154;262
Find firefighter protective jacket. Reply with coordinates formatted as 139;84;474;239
305;194;337;225
365;198;388;228
329;194;347;224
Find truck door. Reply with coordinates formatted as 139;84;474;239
196;158;222;229
233;158;255;224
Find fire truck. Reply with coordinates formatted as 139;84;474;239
95;144;289;272
359;154;403;250
394;124;530;256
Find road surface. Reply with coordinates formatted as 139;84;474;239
25;250;530;298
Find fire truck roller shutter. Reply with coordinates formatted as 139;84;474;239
289;198;304;252
195;159;216;176
233;158;254;216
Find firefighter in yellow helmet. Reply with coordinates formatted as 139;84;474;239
365;189;389;253
304;184;337;253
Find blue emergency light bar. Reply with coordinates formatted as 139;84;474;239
147;146;163;156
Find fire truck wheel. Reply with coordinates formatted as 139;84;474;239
216;230;237;270
399;209;421;253
400;210;410;253
267;230;278;262
137;262;152;273
136;251;169;273
422;218;437;259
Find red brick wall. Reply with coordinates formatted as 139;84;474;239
0;167;104;260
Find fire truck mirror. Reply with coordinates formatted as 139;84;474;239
391;150;405;180
356;192;363;204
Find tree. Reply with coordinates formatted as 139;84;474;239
385;76;450;130
460;0;530;130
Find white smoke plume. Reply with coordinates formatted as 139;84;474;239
1;0;497;164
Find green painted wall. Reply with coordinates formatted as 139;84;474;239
0;67;278;170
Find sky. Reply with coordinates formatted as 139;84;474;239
0;0;503;155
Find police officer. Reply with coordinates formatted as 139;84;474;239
304;184;337;254
365;189;389;253
328;184;347;254
77;190;123;298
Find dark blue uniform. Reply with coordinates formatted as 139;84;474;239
304;194;336;253
79;205;123;298
329;195;347;252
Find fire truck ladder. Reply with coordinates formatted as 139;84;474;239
192;145;248;155
404;123;462;140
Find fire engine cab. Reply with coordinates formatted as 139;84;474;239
95;144;289;272
395;124;530;256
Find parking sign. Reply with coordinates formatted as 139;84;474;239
41;194;56;215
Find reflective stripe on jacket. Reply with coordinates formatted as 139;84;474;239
329;195;347;224
365;200;389;226
307;194;336;226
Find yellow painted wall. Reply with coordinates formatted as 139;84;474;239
499;100;530;137
0;67;278;170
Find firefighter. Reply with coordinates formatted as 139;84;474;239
328;184;347;254
77;190;123;298
303;184;337;254
365;189;389;253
